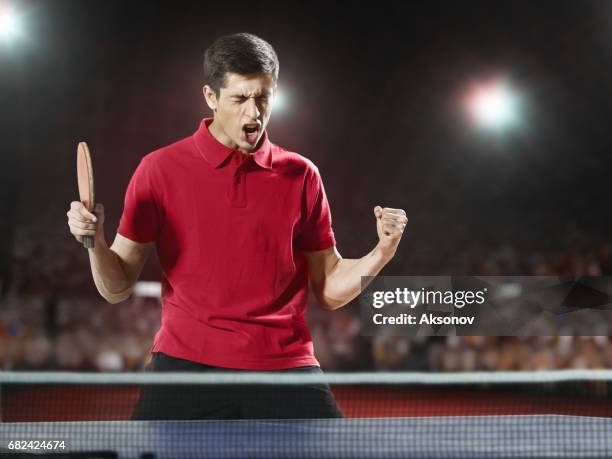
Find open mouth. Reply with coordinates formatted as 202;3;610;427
243;123;261;144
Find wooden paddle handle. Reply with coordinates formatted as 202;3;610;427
81;202;95;248
77;141;96;249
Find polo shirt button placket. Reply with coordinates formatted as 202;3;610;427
230;167;247;208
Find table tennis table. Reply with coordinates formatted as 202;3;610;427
1;415;612;458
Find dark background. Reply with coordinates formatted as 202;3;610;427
2;1;611;279
0;0;611;371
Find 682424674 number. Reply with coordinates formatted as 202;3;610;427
8;440;67;450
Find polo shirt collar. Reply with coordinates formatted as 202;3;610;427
193;117;273;170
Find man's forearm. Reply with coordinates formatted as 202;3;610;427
88;237;134;303
320;244;393;310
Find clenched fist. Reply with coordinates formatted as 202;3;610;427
67;201;105;245
374;206;408;258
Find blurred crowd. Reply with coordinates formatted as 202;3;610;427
308;232;612;372
1;224;611;372
0;294;159;372
0;224;159;372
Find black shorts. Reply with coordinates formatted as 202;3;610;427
131;352;344;420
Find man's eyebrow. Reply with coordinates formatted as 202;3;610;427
229;91;271;98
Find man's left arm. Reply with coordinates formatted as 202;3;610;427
303;206;408;310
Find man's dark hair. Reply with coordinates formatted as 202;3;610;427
204;33;279;95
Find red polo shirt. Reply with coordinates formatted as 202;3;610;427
117;118;336;369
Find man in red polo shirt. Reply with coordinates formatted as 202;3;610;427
67;33;407;419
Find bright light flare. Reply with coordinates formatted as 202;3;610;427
0;8;20;40
466;80;520;130
272;88;288;112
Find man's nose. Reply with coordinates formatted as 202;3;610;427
245;97;261;119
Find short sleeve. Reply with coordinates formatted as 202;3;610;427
294;165;336;252
117;157;162;243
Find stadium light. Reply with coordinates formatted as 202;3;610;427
0;8;20;41
272;87;288;112
466;79;520;130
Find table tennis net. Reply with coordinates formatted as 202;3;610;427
1;370;612;458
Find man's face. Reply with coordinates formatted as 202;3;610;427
203;72;276;153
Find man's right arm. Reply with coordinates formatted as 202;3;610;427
68;201;154;304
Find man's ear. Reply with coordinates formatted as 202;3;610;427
203;85;217;111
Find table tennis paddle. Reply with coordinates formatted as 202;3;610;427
76;141;95;249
